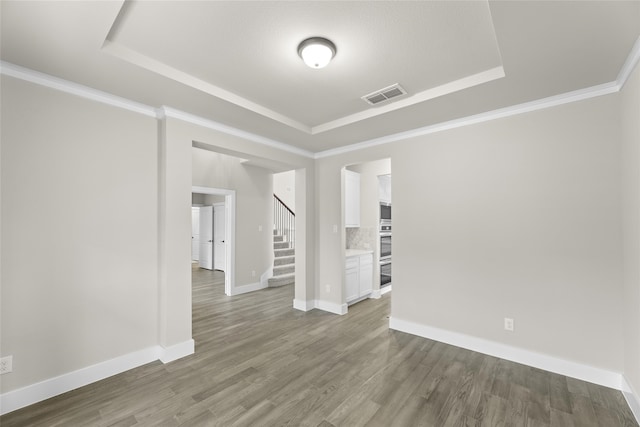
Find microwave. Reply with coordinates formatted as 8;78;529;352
380;202;391;223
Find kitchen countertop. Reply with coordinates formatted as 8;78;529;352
345;249;374;257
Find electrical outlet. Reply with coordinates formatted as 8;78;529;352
332;225;338;233
0;356;13;374
326;284;331;293
258;225;263;232
252;270;256;277
504;318;514;332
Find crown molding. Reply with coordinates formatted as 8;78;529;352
160;107;314;159
314;34;640;159
0;61;158;118
2;34;638;161
617;36;640;90
314;81;619;159
311;66;505;135
102;40;313;134
0;61;313;159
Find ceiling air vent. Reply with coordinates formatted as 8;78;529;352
362;83;407;106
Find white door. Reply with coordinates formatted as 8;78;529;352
191;207;200;261
198;206;213;270
213;203;226;271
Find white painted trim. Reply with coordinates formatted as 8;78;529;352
103;35;505;137
369;289;382;299
2;34;638;160
229;281;268;296
311;66;505;134
158;339;195;364
622;376;640;424
380;285;392;295
316;300;348;315
102;40;312;134
0;340;195;415
164;107;314;159
191;186;236;296
293;299;315;311
0;61;313;160
0;61;157;118
314;81;619;159
260;267;273;288
314;35;640;159
617;36;640;89
1;346;159;415
389;317;622;390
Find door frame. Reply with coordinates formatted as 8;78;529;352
212;202;226;271
198;205;214;270
192;186;236;296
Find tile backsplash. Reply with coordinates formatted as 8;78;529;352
346;227;376;250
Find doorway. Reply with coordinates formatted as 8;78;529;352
342;158;392;308
192;186;236;296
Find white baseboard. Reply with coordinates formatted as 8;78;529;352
229;281;267;296
293;298;315;311
369;290;382;299
260;268;273;288
291;299;349;315
316;300;348;315
0;340;195;416
622;376;640;424
389;317;622;390
159;339;195;363
381;285;392;295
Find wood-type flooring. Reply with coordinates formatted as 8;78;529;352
1;265;637;426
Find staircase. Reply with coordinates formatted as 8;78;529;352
269;194;295;288
268;231;295;288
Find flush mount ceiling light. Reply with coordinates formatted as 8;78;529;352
297;37;336;69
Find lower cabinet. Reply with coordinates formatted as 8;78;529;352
346;253;373;304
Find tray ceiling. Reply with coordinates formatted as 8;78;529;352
1;1;639;153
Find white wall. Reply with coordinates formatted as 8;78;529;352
273;170;295;212
165;118;316;313
192;148;272;286
1;76;159;393
316;91;624;373
2;43;635;417
621;59;640;398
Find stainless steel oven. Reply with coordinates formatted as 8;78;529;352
380;222;391;288
380;202;391;223
380;259;391;287
380;232;391;260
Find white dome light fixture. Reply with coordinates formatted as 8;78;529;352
297;37;336;69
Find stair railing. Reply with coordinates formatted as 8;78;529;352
274;194;295;249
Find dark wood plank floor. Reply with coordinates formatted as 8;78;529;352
2;264;637;426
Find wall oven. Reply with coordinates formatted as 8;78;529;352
380;222;391;288
380;202;391;224
380;231;391;260
380;259;392;287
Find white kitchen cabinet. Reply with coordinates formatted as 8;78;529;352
345;252;373;304
378;174;392;203
345;257;360;302
345;170;361;228
359;254;373;296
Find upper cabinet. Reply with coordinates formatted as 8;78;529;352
379;174;392;203
345;170;361;228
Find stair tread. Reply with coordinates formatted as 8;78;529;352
275;249;295;255
271;272;295;278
